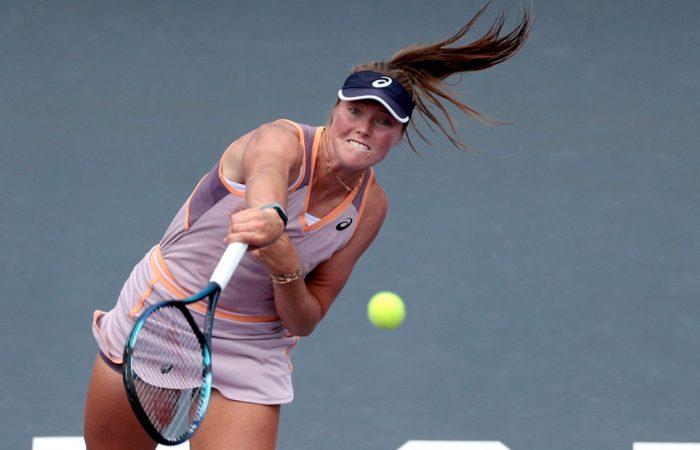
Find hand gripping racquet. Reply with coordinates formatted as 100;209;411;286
122;242;248;445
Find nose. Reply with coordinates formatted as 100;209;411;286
355;117;371;136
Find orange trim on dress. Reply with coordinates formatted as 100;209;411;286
184;174;209;231
129;245;280;323
187;301;280;323
127;246;188;319
301;127;366;232
127;276;159;319
92;310;124;364
216;119;307;198
279;119;307;192
151;246;190;298
353;168;374;231
285;336;300;372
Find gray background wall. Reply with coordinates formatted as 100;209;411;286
1;1;699;449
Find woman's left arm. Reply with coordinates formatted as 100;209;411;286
251;183;388;336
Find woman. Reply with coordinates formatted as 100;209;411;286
84;4;533;449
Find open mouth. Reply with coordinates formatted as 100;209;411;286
348;139;370;151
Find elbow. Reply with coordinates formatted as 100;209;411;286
285;322;316;337
284;313;323;337
278;299;325;337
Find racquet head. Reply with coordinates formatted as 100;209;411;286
122;242;247;444
123;294;215;445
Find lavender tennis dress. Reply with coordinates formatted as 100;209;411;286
92;120;375;404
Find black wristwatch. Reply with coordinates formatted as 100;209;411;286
261;202;288;227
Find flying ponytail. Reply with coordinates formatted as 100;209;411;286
350;2;533;152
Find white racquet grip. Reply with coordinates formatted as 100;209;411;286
210;242;249;289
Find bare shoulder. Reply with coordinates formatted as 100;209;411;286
233;119;300;152
245;119;304;168
252;119;301;143
225;119;301;154
222;119;303;182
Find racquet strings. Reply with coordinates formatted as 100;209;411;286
131;304;207;442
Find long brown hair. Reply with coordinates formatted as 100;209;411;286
352;1;533;152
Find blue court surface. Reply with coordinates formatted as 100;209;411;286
2;1;700;449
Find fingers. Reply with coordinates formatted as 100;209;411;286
250;234;300;274
224;207;285;248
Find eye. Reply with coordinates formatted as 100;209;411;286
348;106;360;115
377;118;392;127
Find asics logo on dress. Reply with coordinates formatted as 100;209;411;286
336;218;353;231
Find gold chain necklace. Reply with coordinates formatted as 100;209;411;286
321;129;363;193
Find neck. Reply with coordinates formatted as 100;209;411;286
320;128;365;193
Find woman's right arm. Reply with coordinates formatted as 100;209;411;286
221;120;303;248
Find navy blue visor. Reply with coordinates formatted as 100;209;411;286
337;71;414;123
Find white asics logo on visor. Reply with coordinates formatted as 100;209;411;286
371;76;392;88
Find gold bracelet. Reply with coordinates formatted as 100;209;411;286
270;266;303;284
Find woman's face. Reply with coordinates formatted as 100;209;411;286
328;100;405;171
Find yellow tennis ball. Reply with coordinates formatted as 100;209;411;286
367;291;405;330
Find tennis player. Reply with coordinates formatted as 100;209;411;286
84;4;532;449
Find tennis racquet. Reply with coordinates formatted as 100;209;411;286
123;242;248;445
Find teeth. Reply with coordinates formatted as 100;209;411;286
348;140;370;151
